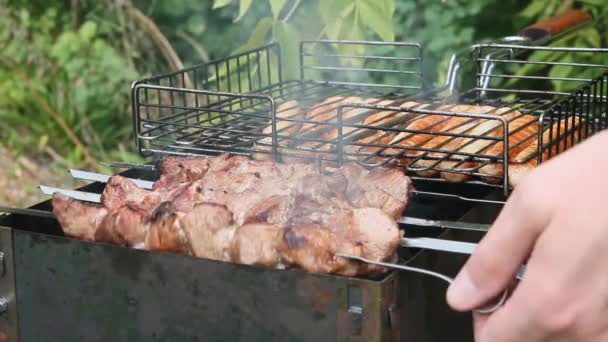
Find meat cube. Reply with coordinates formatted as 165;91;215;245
143;203;192;254
101;176;162;212
231;223;284;267
95;204;149;247
180;203;236;262
52;194;108;241
280;224;363;276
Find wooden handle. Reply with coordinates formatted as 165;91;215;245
519;9;592;41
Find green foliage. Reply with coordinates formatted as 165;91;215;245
0;4;142;167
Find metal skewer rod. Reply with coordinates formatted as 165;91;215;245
0;205;55;219
335;253;509;315
69;169;155;189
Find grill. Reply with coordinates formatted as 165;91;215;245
131;41;608;198
0;9;606;342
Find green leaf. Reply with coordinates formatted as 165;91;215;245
519;0;546;18
236;17;274;53
213;0;233;9
273;21;299;79
269;0;287;19
358;0;395;41
234;0;253;22
78;21;97;41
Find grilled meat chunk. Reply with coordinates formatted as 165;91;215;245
180;203;236;261
281;207;402;276
52;194;108;241
231;223;285;267
143;203;192;254
281;223;364;276
154;155;211;190
95;204;148;246
102;175;162;212
333;163;413;219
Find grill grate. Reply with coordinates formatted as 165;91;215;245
131;40;608;198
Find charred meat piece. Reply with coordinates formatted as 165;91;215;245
95;204;149;247
280;224;364;276
333;163;413;219
154;155;211;190
180;202;236;262
143;202;192;254
324;208;402;271
101;176;162;212
52;194;108;241
231;223;285;267
102;176;190;213
282;207;402;276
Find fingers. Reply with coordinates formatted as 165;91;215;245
446;184;549;311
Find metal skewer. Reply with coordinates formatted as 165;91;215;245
0;205;55;219
335;254;509;315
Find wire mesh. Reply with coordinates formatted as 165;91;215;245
131;40;608;197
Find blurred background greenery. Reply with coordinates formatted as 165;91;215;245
0;0;606;205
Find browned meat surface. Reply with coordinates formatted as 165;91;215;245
154;155;211;190
231;223;284;267
52;194;108;241
95;204;148;246
143;203;192;254
332;163;413;219
280;224;363;276
180;203;236;261
101;176;162;212
53;153;412;277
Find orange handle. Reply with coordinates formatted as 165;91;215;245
519;9;592;41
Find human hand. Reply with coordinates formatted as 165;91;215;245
446;130;608;342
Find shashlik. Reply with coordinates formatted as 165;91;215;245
53;154;412;277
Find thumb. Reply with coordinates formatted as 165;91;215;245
446;188;547;311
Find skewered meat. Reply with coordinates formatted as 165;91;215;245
52;194;108;241
95;204;148;246
281;208;402;276
154;155;211;190
180;202;236;261
332;163;413;220
143;202;192;254
281;223;364;276
231;223;285;267
52;153;413;277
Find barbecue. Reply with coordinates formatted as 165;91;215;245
0;8;606;342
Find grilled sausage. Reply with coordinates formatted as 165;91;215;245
508;117;583;187
253;100;302;160
439;107;522;183
282;97;384;164
411;105;494;177
280;96;362;164
383;104;457;163
478;114;539;183
344;101;424;161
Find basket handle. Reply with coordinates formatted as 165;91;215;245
519;9;592;42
